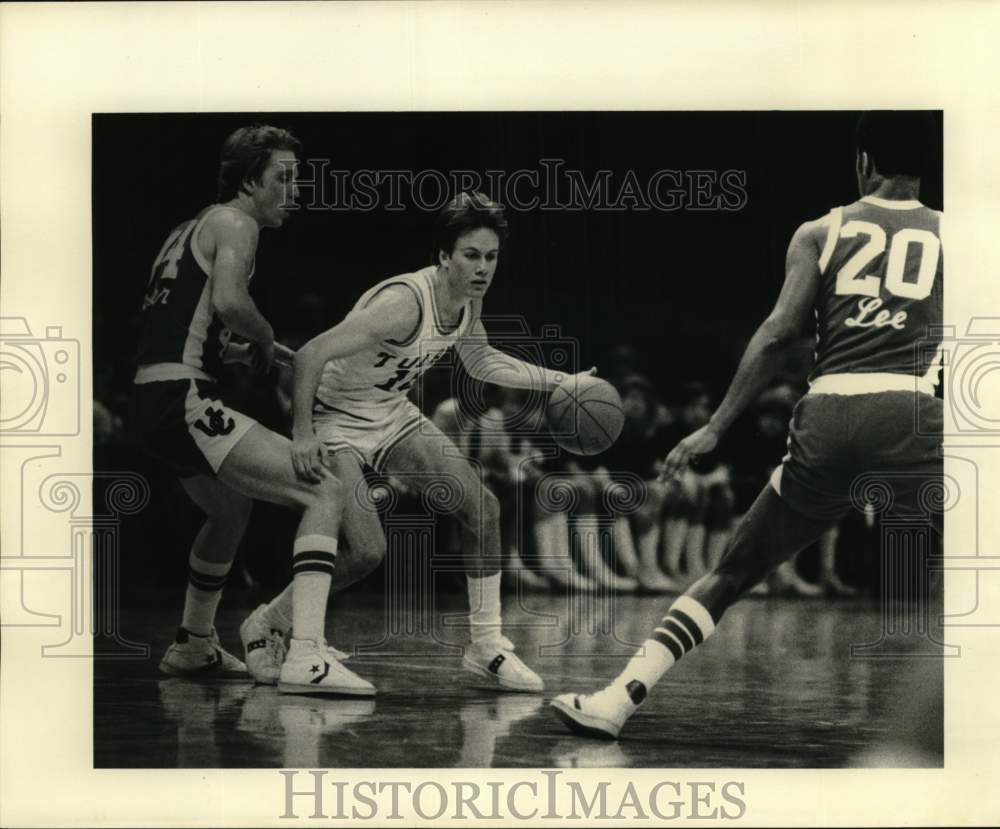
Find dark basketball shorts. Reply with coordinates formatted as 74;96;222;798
770;390;943;522
130;378;258;478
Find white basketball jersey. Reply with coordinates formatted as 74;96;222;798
315;266;474;408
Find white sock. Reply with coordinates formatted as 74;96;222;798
613;595;717;701
263;583;294;633
291;534;337;642
181;555;231;636
467;571;502;644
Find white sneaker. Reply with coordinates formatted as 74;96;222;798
159;627;247;677
549;683;640;739
278;638;375;697
326;643;351;662
463;636;544;693
240;604;287;685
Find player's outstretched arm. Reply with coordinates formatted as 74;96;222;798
288;288;419;482
659;219;823;482
208;211;276;369
457;315;596;393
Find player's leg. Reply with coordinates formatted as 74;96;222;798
217;424;373;696
704;479;735;571
382;418;544;692
247;449;388;660
551;482;833;738
532;473;598;592
158;474;253;676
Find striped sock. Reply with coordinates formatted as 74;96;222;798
613;595;717;703
291;534;338;642
181;556;231;636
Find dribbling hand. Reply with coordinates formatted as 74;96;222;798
658;423;721;483
291;431;328;483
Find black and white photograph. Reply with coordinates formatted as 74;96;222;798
2;3;998;827
90;109;946;772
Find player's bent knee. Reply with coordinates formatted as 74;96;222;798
317;472;345;501
465;485;500;525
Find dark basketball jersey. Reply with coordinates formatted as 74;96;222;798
136;205;254;381
810;195;943;385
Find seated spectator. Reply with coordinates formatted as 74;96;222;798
602;375;681;592
660;381;735;586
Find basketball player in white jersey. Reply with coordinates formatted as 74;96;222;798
552;111;945;737
246;192;593;693
131;125;372;696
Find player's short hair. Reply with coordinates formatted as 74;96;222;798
855;111;932;178
433;191;510;261
216;124;302;202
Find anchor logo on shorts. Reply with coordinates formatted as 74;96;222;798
193;406;235;437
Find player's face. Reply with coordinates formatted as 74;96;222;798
250;149;299;228
440;228;500;299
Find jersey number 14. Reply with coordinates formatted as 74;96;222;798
142;223;192;310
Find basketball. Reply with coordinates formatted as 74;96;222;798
546;374;624;456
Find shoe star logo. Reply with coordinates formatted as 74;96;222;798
310;664;320;673
309;662;331;684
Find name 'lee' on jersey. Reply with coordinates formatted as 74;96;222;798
810;195;943;387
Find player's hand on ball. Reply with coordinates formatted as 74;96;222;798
658;423;721;483
291;431;328;483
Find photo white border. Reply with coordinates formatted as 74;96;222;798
2;1;999;826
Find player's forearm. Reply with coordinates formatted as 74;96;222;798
466;345;565;392
291;347;326;437
710;317;796;435
215;297;274;346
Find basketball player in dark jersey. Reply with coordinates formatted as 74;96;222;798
552;111;944;738
130;125;372;696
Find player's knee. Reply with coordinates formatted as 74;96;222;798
467;485;501;526
291;473;345;514
316;473;345;505
356;532;387;570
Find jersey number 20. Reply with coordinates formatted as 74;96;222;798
835;222;940;301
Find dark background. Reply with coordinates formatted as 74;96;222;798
92;111;943;606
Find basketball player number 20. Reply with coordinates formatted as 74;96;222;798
835;222;940;300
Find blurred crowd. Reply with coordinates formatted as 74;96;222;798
95;334;880;600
